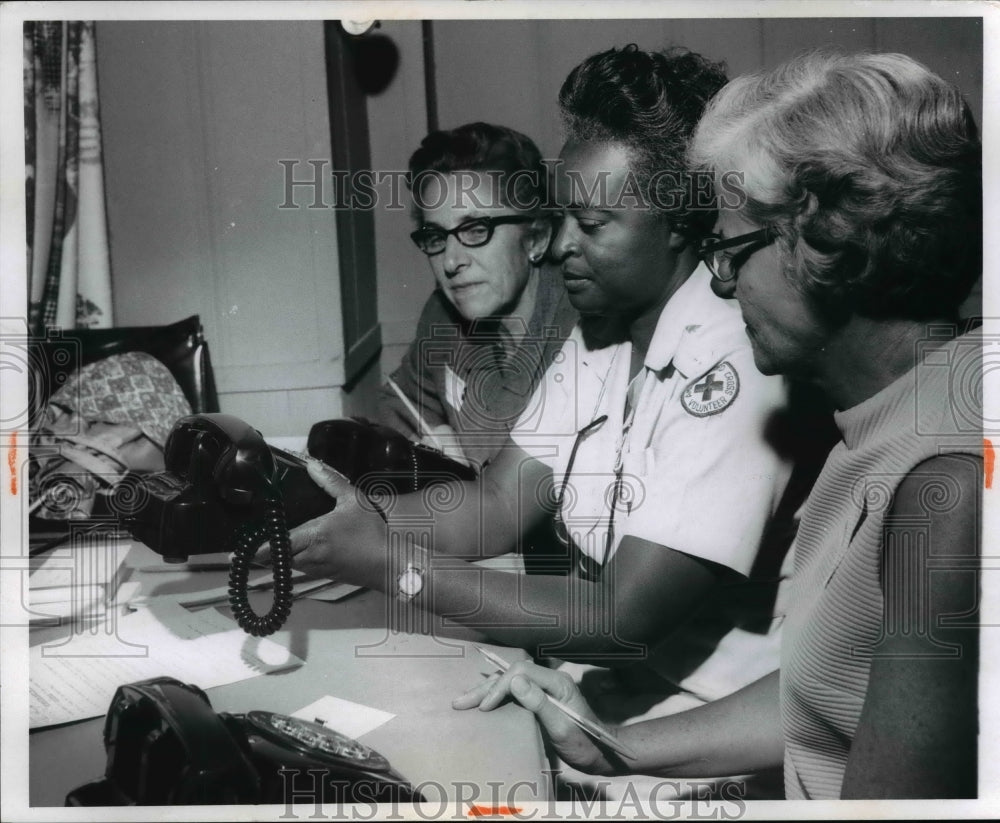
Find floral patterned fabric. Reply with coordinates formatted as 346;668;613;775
30;352;192;520
50;352;193;448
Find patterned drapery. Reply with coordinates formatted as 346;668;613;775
25;21;114;335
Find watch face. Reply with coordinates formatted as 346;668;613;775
399;568;422;597
246;711;390;771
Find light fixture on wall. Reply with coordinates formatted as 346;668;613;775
341;20;378;37
336;20;399;95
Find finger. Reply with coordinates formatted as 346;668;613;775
305;458;352;497
478;671;518;711
451;674;500;710
253;520;312;566
504;661;582;705
248;545;272;566
424;424;457;439
285;531;325;578
466;660;534;712
509;675;582;740
288;519;321;558
444;448;474;468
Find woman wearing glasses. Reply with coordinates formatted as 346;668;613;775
286;45;797;715
377;122;577;471
455;51;983;799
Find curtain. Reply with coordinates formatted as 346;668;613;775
25;21;113;336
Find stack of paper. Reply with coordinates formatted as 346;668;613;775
26;541;131;626
30;600;304;728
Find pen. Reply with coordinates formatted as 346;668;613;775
135;562;240;573
179;576;341;609
385;377;446;452
474;646;638;760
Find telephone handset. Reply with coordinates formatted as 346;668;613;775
127;414;336;636
307;417;478;493
65;676;424;806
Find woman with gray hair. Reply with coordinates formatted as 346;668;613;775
455;50;983;800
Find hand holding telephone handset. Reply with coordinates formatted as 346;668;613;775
127;414;336;636
128;413;477;636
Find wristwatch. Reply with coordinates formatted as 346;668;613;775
396;563;424;602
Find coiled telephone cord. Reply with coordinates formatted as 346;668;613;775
228;497;294;636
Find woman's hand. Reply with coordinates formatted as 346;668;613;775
281;459;391;588
453;660;617;775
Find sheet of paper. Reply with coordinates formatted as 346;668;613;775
472;553;525;574
300;581;362;601
291;694;395;740
164;572;361;608
27;581;142;627
29;541;130;590
29;600;303;729
23;542;131;626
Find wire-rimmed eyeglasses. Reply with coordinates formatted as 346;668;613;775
553;415;613;580
410;215;536;256
698;227;778;282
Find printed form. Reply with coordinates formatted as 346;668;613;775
29;600;303;728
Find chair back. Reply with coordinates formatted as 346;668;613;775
30;315;220;421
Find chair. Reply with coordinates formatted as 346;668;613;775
30;315;220;423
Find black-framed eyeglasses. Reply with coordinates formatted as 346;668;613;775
553;415;609;580
410;215;536;256
698;227;778;282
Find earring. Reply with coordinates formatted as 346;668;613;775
529;253;543;265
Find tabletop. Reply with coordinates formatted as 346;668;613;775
27;540;551;809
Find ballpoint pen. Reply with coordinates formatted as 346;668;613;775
474;646;638;760
135;562;248;573
176;577;341;609
385;376;447;452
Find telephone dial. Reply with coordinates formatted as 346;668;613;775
127;414;477;636
65;676;424;806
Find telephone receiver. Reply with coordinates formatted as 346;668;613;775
127;414;478;637
307;417;478;494
127;414;337;636
65;676;424;806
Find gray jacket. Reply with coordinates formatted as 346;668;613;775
377;265;577;470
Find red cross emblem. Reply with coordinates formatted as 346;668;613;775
682;361;740;417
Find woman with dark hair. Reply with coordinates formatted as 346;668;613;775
283;46;793;714
378;122;577;471
455;50;983;800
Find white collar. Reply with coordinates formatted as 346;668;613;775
645;263;747;379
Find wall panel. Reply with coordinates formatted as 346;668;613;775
97;20;354;435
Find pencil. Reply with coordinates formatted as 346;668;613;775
474;646;638;760
385;377;446;451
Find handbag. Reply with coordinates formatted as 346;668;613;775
29;351;192;530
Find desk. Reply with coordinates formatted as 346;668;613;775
28;542;550;807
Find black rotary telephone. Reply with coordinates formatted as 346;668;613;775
65;676;423;806
128;414;478;636
127;414;336;637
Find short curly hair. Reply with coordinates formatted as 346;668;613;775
688;50;982;323
407;121;547;221
558;44;728;235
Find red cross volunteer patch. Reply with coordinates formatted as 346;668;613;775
681;361;740;417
